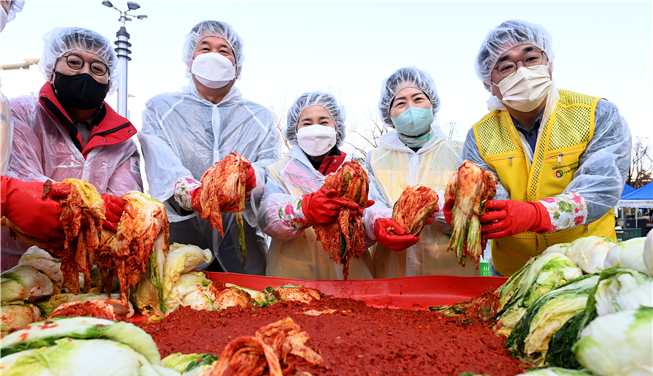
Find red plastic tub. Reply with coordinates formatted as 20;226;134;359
205;272;507;310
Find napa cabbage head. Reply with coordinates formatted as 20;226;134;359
17;247;63;289
163;244;212;298
572;306;653;376
566;236;615;274
1;265;53;302
505;274;599;366
164;272;213;314
644;230;653;277
541;243;570;257
588;267;652;317
0;317;161;365
1;338;151;376
495;253;582;336
604;237;647;274
1;301;41;337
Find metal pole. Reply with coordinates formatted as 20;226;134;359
114;25;132;118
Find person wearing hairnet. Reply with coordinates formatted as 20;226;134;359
3;26;141;269
258;92;374;280
362;67;477;278
448;20;631;277
138;20;281;275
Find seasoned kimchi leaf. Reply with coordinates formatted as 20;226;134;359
391;184;439;236
314;161;368;279
98;191;169;308
445;160;497;268
2;179;106;295
198;152;248;266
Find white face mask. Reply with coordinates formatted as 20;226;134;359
297;125;337;157
191;52;236;89
0;7;8;33
494;65;552;112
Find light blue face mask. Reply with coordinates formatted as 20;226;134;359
391;106;434;136
391;106;434;148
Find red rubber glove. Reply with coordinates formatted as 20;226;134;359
374;217;419;251
244;161;256;193
190;186;203;214
443;196;455;227
1;177;71;240
101;194;125;231
301;189;359;225
480;200;551;239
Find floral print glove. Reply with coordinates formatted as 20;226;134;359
539;191;588;232
174;177;202;212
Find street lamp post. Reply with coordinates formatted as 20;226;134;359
101;1;147;118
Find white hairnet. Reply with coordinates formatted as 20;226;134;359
285;92;347;148
475;19;555;90
183;20;244;77
6;0;25;22
38;27;120;94
378;67;441;128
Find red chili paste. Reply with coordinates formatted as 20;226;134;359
137;296;526;375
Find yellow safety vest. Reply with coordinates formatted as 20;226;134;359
473;89;616;276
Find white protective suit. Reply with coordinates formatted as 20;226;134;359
259;145;374;280
363;125;481;278
138;84;281;275
1;92;12;175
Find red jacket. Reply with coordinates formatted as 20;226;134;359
317;149;347;176
39;83;137;157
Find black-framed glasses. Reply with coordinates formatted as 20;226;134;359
494;50;547;79
59;53;109;76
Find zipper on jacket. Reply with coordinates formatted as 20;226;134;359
509;156;513;166
90;122;131;139
558;153;563;165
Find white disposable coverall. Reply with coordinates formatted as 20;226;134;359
362;125;481;278
258;145;374;280
1;92;12;175
138;84;281;275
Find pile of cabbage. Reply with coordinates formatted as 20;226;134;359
442;232;652;376
499;232;653;375
1;247;63;336
1;243;213;335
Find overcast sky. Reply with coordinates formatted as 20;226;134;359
1;1;651;149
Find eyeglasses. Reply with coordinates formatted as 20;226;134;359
59;53;109;76
494;50;547;79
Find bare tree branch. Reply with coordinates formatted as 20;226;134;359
627;136;653;189
269;98;291;153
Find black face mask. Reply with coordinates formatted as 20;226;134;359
53;71;109;110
